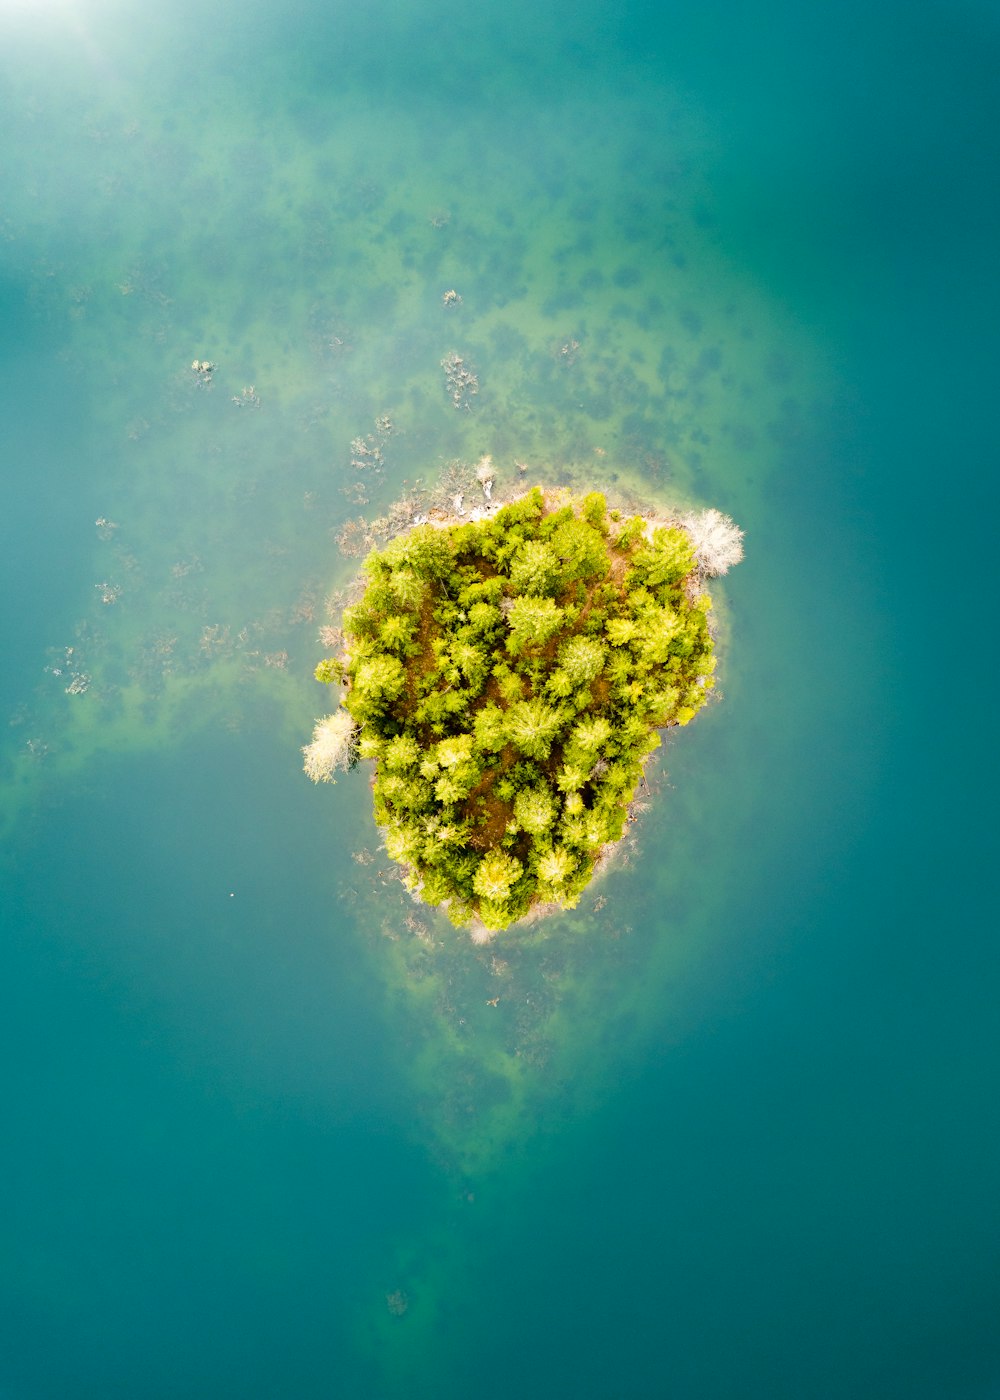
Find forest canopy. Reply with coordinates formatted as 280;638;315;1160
305;488;741;933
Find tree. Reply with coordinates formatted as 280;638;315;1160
351;655;406;708
557;636;605;685
384;822;424;866
536;845;576;886
681;508;745;576
569;715;612;756
614;515;646;550
513;785;557;835
548;516;608;582
636;606;679;665
605;617;639;648
384;733;421;771
581;491;608;531
505;698;566;760
380;773;432;811
494;487;544;529
630;527;694;588
388;566;428;612
466;600;503;637
493;663;524;703
473;850;523;902
555;762;589;793
380;615;416;652
302;710;356;783
450;640;488;687
478;899;516;931
545;668;575;700
314;657;344;684
509;540;561;596
435;773;468;804
380;523;455;580
505;596;565;651
473;703;507;753
436;734;474;769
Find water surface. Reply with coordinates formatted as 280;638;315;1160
1;0;997;1396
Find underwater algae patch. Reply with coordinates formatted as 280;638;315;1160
305;482;742;934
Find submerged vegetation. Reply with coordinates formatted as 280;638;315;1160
306;486;743;933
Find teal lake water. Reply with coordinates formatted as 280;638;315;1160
2;0;998;1395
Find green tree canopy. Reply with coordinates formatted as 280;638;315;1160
505;596;565;651
309;486;735;931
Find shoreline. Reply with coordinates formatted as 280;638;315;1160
315;476;741;936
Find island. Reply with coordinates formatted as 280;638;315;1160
304;485;743;935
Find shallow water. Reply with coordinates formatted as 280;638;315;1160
1;0;998;1396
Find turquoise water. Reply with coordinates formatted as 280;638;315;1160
2;0;998;1396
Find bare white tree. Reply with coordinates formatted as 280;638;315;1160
682;508;745;576
302;709;356;783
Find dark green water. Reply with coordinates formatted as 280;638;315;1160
2;1;997;1396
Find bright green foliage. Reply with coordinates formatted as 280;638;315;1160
318;488;720;930
536;844;577;885
513;785;558;835
380;615;416;652
581;492;608;531
605;618;639;648
384;734;421;771
570;715;613;753
466;600;503;635
628;526;694;588
387;567;428;612
473;849;524;902
477;899;516;931
380;523;455;580
436;734;474;769
547;517;608;583
545;668;575;700
473;703;507;753
509;540;562;596
557;636;605;686
314;657;344;684
352;655;406;710
505;698;565;760
505;596;565;651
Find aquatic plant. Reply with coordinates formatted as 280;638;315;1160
441;352;479;409
311;487;739;932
